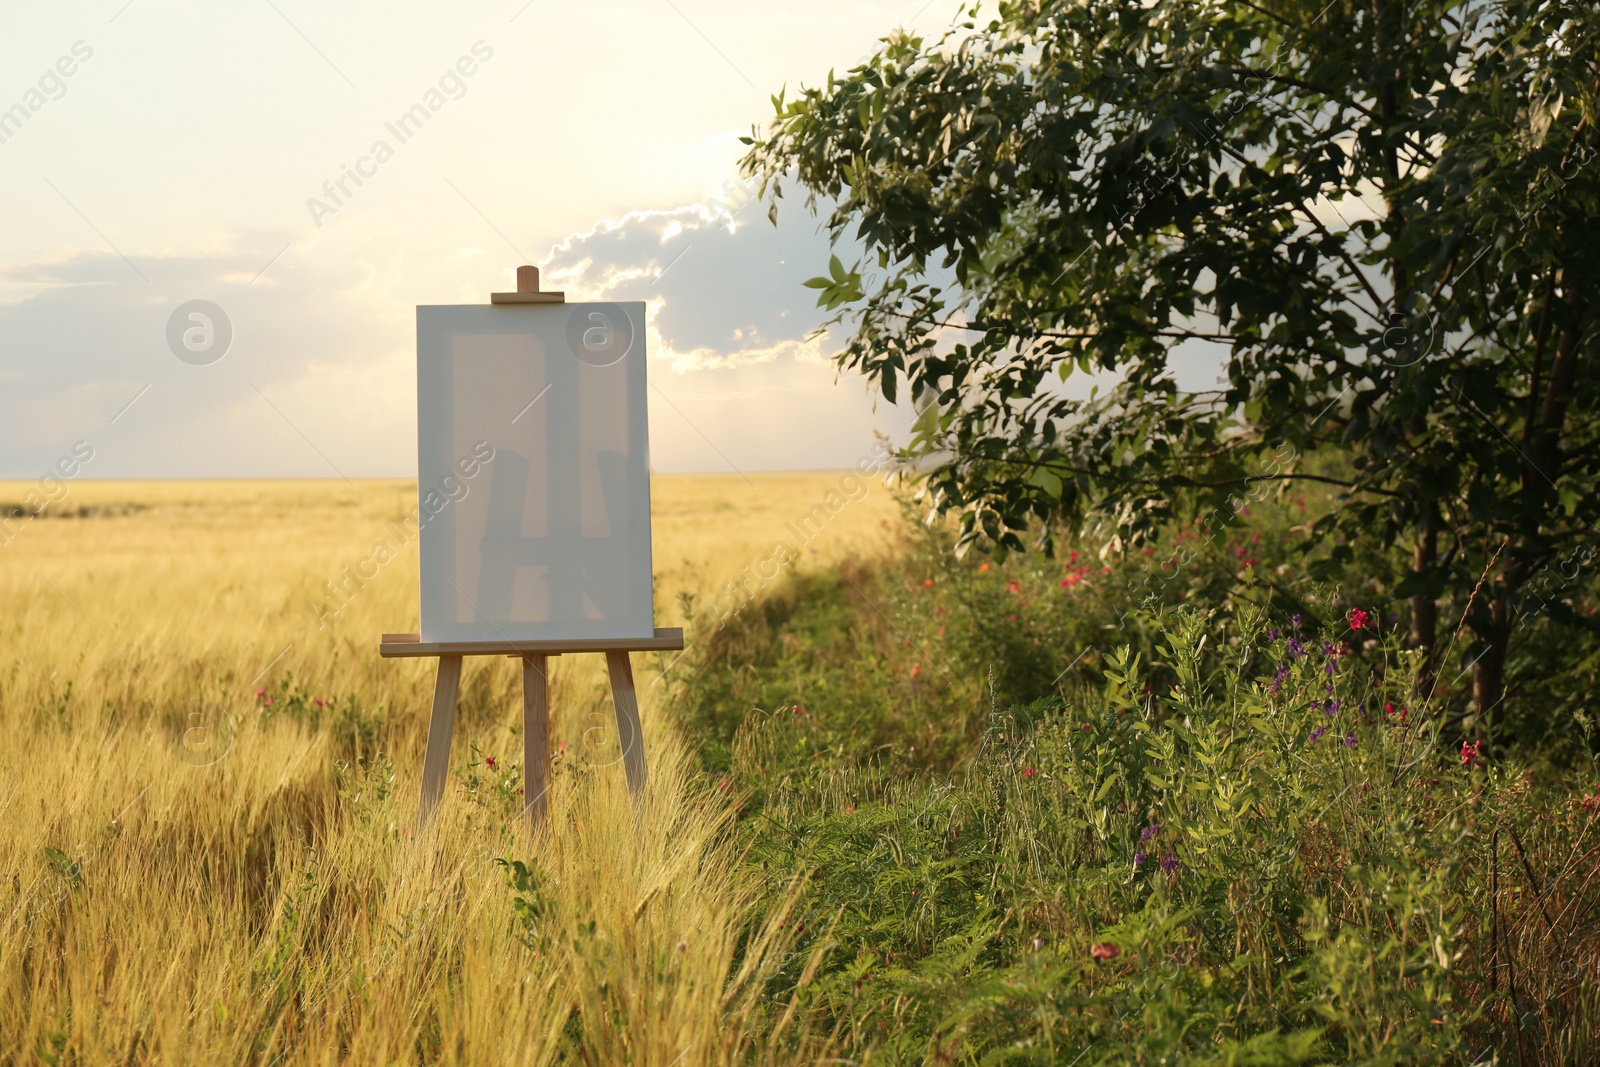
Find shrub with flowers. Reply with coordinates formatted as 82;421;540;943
719;604;1600;1064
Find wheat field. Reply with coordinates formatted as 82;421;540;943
0;474;900;1065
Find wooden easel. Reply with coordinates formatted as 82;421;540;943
383;265;684;835
380;629;684;833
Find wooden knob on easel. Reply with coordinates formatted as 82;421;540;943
492;265;565;304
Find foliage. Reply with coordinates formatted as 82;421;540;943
719;599;1600;1063
742;0;1600;722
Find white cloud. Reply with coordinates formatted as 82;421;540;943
0;192;910;477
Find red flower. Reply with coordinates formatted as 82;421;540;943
485;756;497;770
1022;767;1037;779
1007;580;1021;594
911;663;922;678
1090;943;1120;961
1348;608;1370;630
1460;740;1483;769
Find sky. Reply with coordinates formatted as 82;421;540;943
0;1;960;479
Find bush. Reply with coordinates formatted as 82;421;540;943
681;591;1600;1062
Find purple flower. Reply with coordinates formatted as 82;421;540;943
1309;725;1325;745
1140;822;1159;842
1291;614;1302;629
1322;699;1340;716
1133;851;1146;869
1344;733;1358;748
1271;665;1289;694
1160;854;1179;872
1287;638;1305;659
1266;628;1281;642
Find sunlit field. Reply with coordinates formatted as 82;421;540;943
0;474;897;1065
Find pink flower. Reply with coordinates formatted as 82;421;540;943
1022;767;1037;779
263;697;273;707
1460;740;1483;769
255;687;265;697
1348;608;1370;630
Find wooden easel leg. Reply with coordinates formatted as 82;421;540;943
417;654;463;832
521;653;551;830
605;650;648;796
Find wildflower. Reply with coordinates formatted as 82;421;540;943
1140;822;1159;842
1309;725;1325;745
1090;943;1120;961
1343;733;1357;748
792;704;806;716
1291;613;1302;629
1322;699;1339;716
263;697;274;707
1069;550;1079;564
1080;724;1091;733
922;578;934;588
1133;851;1146;869
1267;628;1281;641
911;663;922;679
1287;638;1305;659
979;562;990;572
312;698;325;709
1022;767;1037;779
1460;739;1483;769
1271;665;1289;694
1007;580;1021;594
485;756;497;770
1348;608;1370;630
1160;854;1179;872
255;687;265;697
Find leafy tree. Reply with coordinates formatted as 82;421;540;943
742;0;1600;729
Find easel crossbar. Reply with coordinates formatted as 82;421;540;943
380;627;683;658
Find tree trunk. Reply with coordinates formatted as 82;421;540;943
1411;522;1438;694
1473;592;1512;732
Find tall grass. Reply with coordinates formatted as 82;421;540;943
0;476;891;1065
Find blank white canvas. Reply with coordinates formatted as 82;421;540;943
415;301;654;642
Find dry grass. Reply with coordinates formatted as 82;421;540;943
0;474;896;1065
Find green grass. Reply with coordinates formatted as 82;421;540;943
665;499;1600;1063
